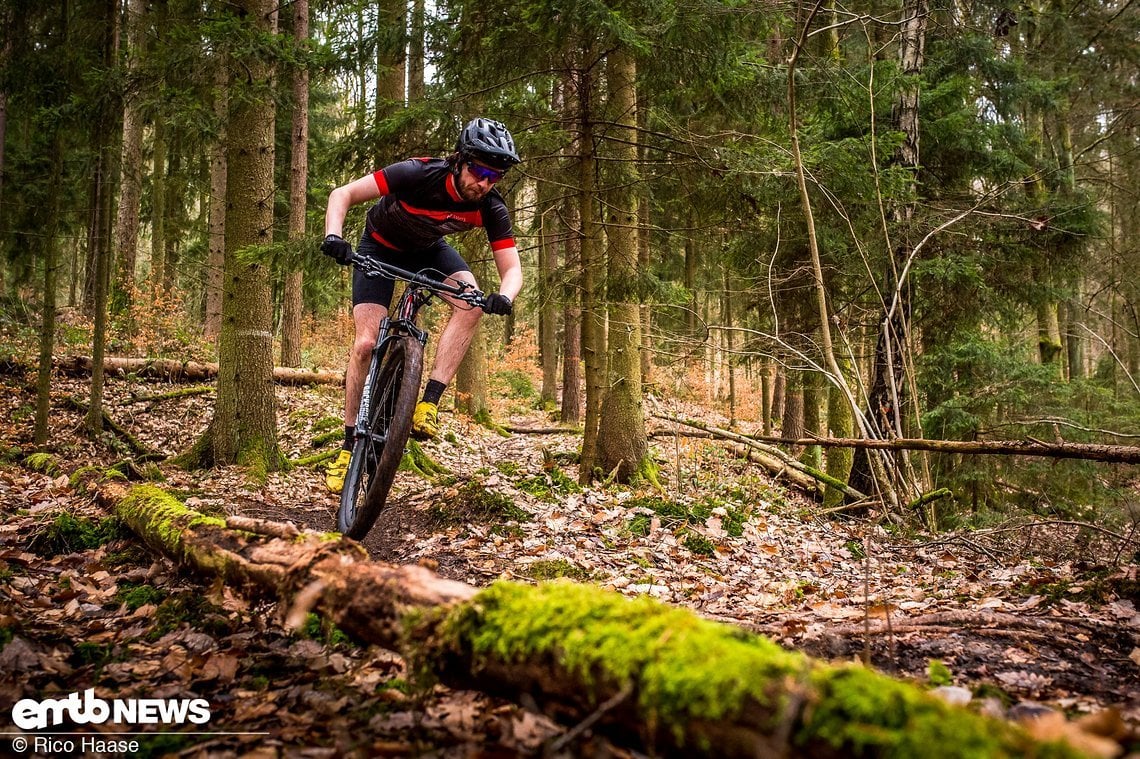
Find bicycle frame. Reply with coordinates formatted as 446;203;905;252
349;254;484;447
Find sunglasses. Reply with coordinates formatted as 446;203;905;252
466;161;505;184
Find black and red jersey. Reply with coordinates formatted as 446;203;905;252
364;157;515;253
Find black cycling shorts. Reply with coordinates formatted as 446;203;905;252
351;231;470;308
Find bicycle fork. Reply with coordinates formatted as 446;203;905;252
354;316;394;446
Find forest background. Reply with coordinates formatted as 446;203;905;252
1;0;1139;754
3;0;1139;520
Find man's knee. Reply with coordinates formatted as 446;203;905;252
351;333;377;363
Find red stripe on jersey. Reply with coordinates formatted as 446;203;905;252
445;173;462;202
370;230;401;250
373;170;390;195
399;201;483;226
490;238;516;252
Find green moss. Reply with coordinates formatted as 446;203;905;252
299;612;351;647
447;580;801;728
927;659;953;686
74;641;121;669
147;591;231;641
626;514;652;537
517;467;582;501
24;452;60;476
519;559;596;582
428;481;531;527
29;513;129;556
682;532;716;556
115;485;230;576
439;581;1086;758
116;582;167;611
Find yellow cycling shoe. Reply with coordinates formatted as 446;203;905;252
412;401;439;440
325;449;352;494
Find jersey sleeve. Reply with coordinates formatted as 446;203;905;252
483;196;515;251
373;158;427;196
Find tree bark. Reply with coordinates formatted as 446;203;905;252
205;63;227;341
596;48;648;482
96;483;1083;759
150;116;167;295
279;0;310;368
578;61;605;482
559;74;583;425
199;0;280;471
375;0;406;122
113;0;146;306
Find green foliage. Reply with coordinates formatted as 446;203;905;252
927;659;954;687
299;613;351;647
492;369;538;402
24;452;60;476
519;559;596;583
116;582;167;612
29;513;128;556
428;480;532;527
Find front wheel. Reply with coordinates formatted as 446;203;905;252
337;336;424;539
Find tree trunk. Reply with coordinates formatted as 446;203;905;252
150;118;167;295
35;138;65;446
596;48;648;483
86;0;121;434
847;0;928;506
537;155;559;407
113;0;146;307
375;0;405;122
205;63;227;341
560;74;583;425
198;0;280;472
579;62;606;482
407;0;425;102
824;358;856;509
99;483;1077;759
279;0;310;368
456;249;490;418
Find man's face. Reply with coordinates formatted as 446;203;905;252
456;160;504;201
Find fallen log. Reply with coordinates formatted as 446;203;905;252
53;355;344;386
95;483;1097;759
654;413;867;501
716;427;1140;465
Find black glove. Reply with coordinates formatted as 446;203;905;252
321;234;353;265
483;293;513;316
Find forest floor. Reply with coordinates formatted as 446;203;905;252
1;357;1139;758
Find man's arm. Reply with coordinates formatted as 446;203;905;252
325;174;385;237
492;246;523;302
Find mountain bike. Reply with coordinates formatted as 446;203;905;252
337;252;488;540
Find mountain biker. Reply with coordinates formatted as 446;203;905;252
320;118;523;494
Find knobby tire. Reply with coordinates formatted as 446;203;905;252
337;336;424;540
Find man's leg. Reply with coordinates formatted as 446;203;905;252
327;302;386;493
412;270;482;439
345;302;387;424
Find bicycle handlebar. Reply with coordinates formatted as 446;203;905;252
347;252;487;308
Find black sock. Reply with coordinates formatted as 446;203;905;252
421;380;446;406
343;426;355;451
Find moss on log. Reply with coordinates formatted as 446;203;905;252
98;484;1092;759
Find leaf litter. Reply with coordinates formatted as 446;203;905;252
0;368;1137;756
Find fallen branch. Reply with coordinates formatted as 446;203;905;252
727;429;1140;465
53;355;344;386
94;483;1094;759
63;395;159;458
654;414;867;501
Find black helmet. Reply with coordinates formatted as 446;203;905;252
455;118;520;170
